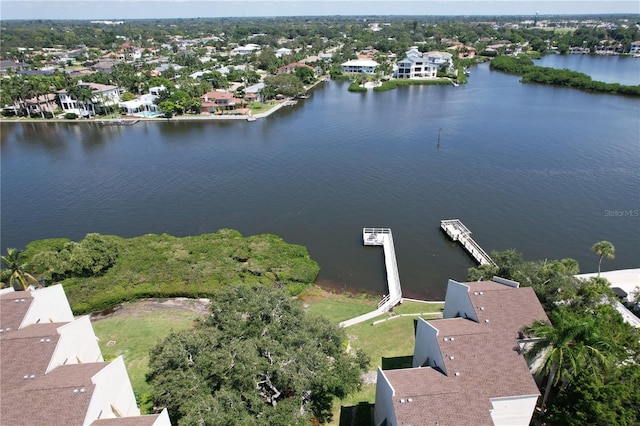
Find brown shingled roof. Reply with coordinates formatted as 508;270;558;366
0;291;34;330
1;362;108;426
0;324;61;394
383;280;548;425
91;415;163;426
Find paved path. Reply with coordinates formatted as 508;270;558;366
576;268;640;328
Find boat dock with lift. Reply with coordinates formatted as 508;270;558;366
440;219;497;267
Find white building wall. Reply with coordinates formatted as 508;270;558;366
442;279;477;321
412;317;446;373
21;284;74;328
490;394;539;425
492;276;520;288
47;316;103;373
84;356;140;424
373;368;397;426
151;409;172;426
0;287;15;296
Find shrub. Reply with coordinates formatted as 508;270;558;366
348;82;367;92
64;112;77;120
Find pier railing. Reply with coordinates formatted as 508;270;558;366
441;219;497;267
363;228;402;312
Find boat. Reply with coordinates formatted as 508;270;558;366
464;67;470;76
451;81;459;87
246;111;256;122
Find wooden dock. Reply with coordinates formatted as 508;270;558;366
339;228;403;328
363;228;403;312
441;219;497;267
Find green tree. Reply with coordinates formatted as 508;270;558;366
120;91;136;102
264;73;304;98
294;66;315;84
147;285;368;425
67;233;120;277
1;248;39;290
522;308;612;411
592;241;615;277
546;362;640;425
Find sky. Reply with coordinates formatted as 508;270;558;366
0;0;638;20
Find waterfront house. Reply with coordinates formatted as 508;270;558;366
3;93;57;117
57;81;121;117
245;82;265;102
374;277;549;426
394;47;453;79
119;93;160;116
0;285;171;425
341;59;379;75
200;90;244;113
629;41;640;54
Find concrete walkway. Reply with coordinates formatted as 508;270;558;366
575;268;640;328
339;309;385;328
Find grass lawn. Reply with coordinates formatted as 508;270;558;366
92;305;203;400
248;101;280;113
299;285;379;323
89;288;443;423
299;287;444;425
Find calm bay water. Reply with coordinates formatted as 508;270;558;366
2;56;639;299
537;54;640;85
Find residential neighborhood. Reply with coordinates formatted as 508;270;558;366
1;13;639;426
1;16;638;120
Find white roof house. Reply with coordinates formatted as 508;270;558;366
0;285;171;425
275;47;292;58
231;44;261;55
374;277;549;426
394;47;454;79
119;93;160;116
341;59;379;75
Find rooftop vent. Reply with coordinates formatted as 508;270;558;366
485;319;490;323
443;337;448;341
408;398;413;402
455;372;460;376
450;337;455;341
449;356;454;360
473;292;478;295
480;307;485;311
479;292;484;295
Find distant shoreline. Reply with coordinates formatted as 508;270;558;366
0;100;288;124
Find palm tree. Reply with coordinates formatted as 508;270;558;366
592;241;615;277
1;248;39;290
522;308;611;411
